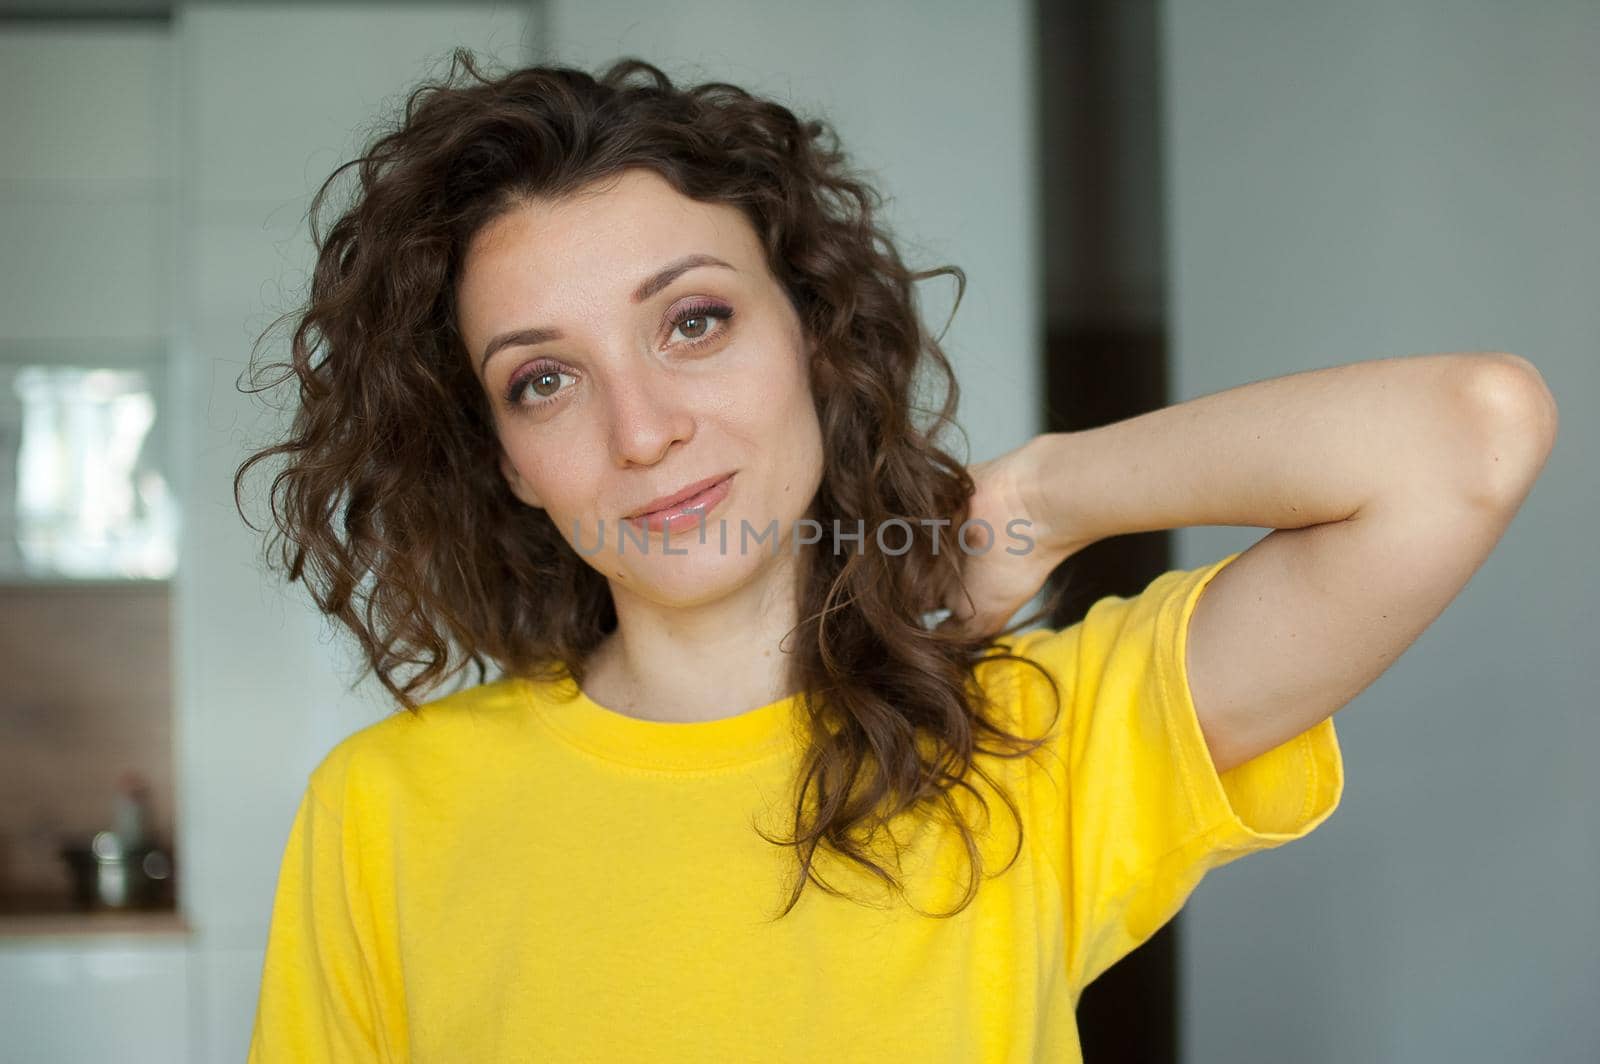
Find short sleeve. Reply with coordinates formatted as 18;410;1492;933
1005;550;1345;997
247;783;384;1063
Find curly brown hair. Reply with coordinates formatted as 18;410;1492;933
234;48;1069;920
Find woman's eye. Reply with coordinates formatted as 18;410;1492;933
506;367;574;408
675;316;710;340
503;303;732;412
668;302;734;347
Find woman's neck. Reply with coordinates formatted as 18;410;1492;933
582;552;804;723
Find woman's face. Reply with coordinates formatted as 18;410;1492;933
455;168;826;606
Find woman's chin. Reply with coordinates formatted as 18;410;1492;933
610;546;790;607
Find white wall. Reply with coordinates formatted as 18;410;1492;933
0;23;176;572
546;0;1042;466
0;24;192;1064
1163;1;1598;1060
0;25;172;345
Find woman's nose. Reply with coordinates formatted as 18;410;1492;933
604;367;695;467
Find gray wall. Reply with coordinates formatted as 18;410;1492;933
0;23;190;1063
1164;2;1598;1061
0;25;175;575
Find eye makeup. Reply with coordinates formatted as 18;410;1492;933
500;298;736;411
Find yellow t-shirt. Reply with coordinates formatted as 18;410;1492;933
247;550;1343;1062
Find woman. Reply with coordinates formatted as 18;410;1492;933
242;50;1556;1063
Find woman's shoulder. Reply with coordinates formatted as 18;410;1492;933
971;553;1247;722
968;623;1082;732
304;674;531;818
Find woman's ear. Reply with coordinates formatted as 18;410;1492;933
499;452;544;509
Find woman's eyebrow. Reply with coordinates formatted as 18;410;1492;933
477;253;737;371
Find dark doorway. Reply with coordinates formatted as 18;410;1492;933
1035;0;1179;1060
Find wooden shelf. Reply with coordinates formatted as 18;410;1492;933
0;905;191;940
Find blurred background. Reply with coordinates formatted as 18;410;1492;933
0;1;1592;1061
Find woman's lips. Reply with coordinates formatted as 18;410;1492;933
626;473;734;535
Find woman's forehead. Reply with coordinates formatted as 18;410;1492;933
477;170;754;269
457;177;768;341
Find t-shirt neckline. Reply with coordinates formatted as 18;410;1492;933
520;670;801;772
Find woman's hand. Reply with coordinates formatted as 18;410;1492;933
931;436;1084;639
